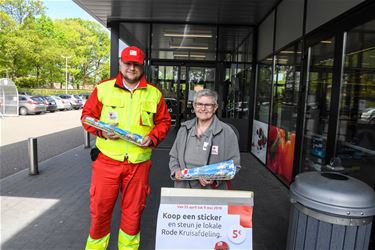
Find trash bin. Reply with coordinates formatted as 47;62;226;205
287;172;375;250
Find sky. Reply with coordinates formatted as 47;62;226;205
43;0;100;24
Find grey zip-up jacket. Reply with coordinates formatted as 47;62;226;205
169;115;240;189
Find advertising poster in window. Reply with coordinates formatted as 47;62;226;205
251;120;268;164
155;188;253;250
266;125;296;183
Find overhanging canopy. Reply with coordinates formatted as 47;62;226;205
73;0;280;26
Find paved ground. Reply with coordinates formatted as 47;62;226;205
0;110;82;146
0;145;290;250
0;111;291;249
0;127;87;178
0;110;86;178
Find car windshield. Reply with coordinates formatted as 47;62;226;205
31;97;43;102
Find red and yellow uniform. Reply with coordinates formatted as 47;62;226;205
82;71;171;249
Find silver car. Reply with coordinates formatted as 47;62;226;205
360;108;375;124
50;95;71;111
58;94;83;110
18;95;47;115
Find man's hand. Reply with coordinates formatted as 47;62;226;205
140;135;152;147
102;130;120;140
102;122;120;140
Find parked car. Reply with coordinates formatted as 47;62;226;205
73;94;86;107
33;95;57;113
50;95;71;111
360;108;375;124
18;91;32;96
58;94;83;110
79;93;90;106
18;95;47;115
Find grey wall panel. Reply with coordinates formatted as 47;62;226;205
306;0;365;33
275;0;304;50
258;11;275;61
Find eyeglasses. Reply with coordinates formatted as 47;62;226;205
194;102;216;109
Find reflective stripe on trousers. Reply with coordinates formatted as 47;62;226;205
85;230;140;250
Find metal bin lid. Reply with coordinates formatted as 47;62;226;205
290;172;375;217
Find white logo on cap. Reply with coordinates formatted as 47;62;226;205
129;50;137;56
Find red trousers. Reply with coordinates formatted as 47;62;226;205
89;153;151;239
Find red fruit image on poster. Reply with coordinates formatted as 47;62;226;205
266;125;295;184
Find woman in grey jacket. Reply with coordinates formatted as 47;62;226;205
169;89;240;189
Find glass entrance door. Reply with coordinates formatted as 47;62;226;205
150;65;184;126
184;66;216;120
150;64;216;127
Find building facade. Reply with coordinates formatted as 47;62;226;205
74;0;375;188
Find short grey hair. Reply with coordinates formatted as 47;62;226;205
193;89;218;105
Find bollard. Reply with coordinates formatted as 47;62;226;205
28;137;39;175
84;130;91;148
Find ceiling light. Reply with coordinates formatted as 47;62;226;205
164;33;212;38
280;50;302;54
174;54;189;57
170;45;209;50
173;53;206;58
320;40;332;44
190;54;206;58
280;50;294;54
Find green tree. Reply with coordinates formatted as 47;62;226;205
55;18;110;87
23;15;67;87
0;0;110;88
0;0;45;24
0;0;45;81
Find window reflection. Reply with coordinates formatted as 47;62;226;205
266;43;302;184
303;37;335;172
254;60;273;123
251;59;272;164
336;19;375;187
271;44;302;131
223;64;251;119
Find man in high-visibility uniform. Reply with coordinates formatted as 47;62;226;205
81;46;171;250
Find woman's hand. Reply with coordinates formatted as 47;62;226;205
174;169;182;180
199;178;213;186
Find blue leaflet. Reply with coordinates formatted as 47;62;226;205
84;116;143;146
181;160;236;180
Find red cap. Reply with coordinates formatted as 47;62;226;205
121;46;145;65
214;241;229;249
